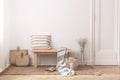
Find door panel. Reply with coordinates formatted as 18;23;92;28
95;0;118;65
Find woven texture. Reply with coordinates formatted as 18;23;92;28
2;66;96;75
16;54;30;66
9;50;28;65
1;66;120;80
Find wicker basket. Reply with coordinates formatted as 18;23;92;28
9;50;28;65
16;52;30;66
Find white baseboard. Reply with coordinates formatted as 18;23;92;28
0;64;10;73
0;68;3;73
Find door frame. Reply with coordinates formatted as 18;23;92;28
90;0;120;65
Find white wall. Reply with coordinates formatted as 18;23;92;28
0;0;10;72
4;0;119;65
0;0;4;72
4;0;90;65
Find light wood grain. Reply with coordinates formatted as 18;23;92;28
32;49;57;53
32;49;71;68
34;53;38;68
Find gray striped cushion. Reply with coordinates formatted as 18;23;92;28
56;48;68;68
31;35;52;49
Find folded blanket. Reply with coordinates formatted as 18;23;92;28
56;48;75;77
58;63;75;77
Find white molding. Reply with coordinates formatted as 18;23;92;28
90;0;119;65
95;0;101;53
0;64;10;73
115;0;120;65
116;0;120;65
118;0;120;66
90;0;95;65
0;68;2;73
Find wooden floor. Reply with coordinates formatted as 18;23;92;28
0;66;120;80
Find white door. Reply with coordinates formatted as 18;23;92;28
94;0;119;65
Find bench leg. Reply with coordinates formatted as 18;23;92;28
34;53;38;68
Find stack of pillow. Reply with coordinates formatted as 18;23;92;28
31;35;52;50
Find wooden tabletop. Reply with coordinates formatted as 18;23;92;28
31;49;57;53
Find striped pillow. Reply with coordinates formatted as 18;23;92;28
31;35;52;50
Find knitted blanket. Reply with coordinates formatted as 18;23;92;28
56;48;75;77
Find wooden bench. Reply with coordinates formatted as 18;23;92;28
31;49;71;68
